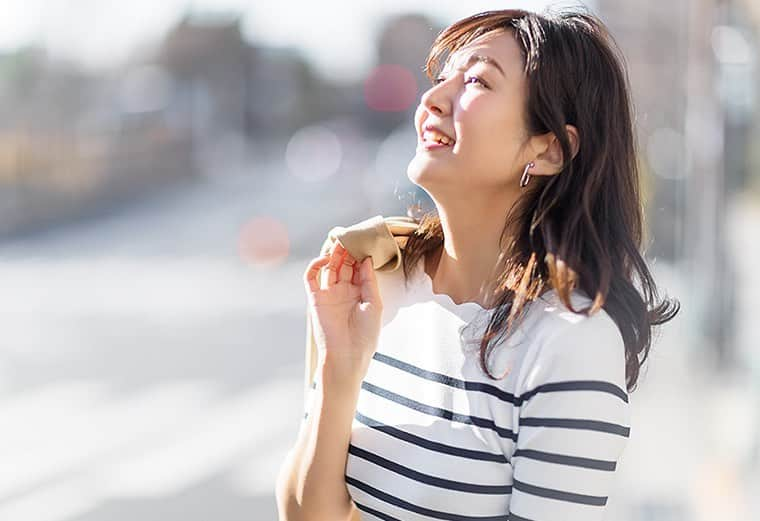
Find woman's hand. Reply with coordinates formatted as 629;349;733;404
303;241;383;376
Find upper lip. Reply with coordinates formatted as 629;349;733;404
420;123;456;144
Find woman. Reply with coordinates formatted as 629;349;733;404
277;7;679;521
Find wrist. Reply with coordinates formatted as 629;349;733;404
318;352;370;389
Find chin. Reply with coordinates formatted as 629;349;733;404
407;154;455;182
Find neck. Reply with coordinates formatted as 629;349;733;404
424;187;521;308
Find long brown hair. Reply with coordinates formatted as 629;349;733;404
400;7;680;393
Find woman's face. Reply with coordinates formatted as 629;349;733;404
408;28;531;192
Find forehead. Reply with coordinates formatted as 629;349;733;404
444;29;523;74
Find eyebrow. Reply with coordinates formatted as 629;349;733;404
446;53;506;77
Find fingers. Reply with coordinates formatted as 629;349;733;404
358;256;381;305
334;242;356;266
352;259;361;285
303;241;359;293
304;253;331;293
325;247;347;286
325;242;355;287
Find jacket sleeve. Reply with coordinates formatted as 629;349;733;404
508;311;631;521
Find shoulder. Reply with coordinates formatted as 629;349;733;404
532;289;623;350
518;289;627;391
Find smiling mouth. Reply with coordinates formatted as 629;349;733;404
419;138;454;150
420;129;456;147
420;141;452;150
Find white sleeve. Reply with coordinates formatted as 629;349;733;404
509;312;631;521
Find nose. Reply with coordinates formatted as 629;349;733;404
420;77;452;117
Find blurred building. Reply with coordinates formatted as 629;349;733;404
0;46;197;237
0;13;371;237
598;0;758;370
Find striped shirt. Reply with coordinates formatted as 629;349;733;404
303;255;631;521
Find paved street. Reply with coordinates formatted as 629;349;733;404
0;153;383;521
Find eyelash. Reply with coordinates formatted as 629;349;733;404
433;74;487;88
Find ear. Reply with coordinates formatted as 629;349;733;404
530;124;580;176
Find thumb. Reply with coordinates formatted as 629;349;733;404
359;257;380;305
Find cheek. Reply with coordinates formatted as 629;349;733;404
412;105;424;135
454;117;522;177
463;97;522;143
414;103;424;125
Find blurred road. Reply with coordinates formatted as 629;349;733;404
0;154;757;521
0;152;389;521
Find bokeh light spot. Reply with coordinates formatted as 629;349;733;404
237;216;290;266
363;64;418;112
285;125;342;182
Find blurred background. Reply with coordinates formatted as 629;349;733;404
0;0;757;520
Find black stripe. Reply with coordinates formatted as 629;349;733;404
512;448;616;471
520;380;628;404
355;411;509;463
362;381;517;440
345;475;510;521
520;417;631;437
353;500;402;521
507;512;536;521
512;477;607;506
371;352;628;405
372;352;519;404
348;443;512;494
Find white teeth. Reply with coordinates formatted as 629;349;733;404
423;130;454;145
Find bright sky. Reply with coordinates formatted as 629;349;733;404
0;0;593;81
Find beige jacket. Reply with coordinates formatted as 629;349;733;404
303;214;419;403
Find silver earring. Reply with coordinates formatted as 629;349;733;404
520;161;534;188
